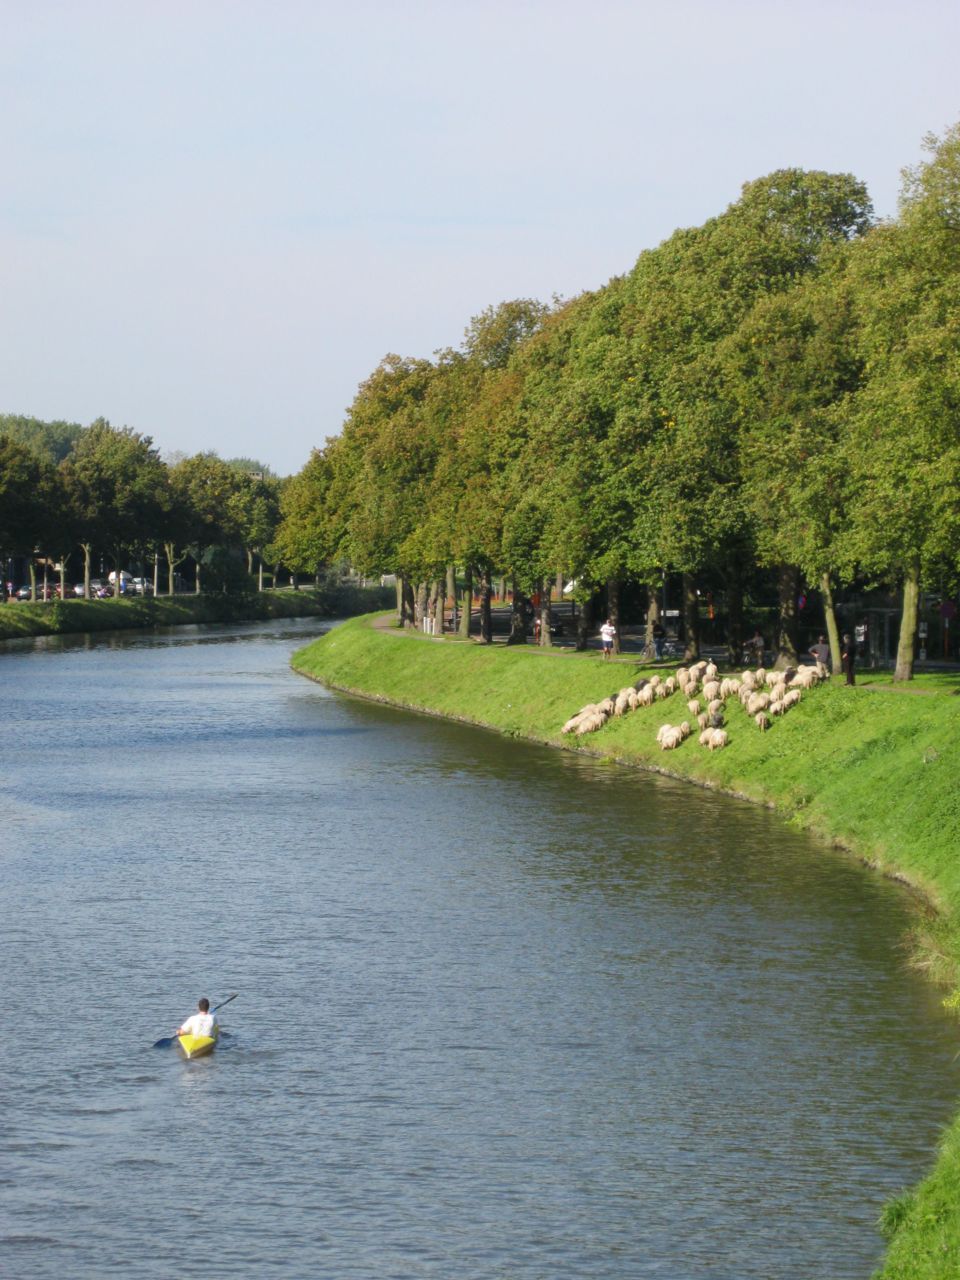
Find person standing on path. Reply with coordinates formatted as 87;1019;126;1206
840;633;856;686
600;618;616;659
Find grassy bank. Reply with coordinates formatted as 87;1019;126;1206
292;613;960;1280
0;584;393;643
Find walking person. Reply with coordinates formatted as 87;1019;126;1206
600;618;616;660
840;633;856;686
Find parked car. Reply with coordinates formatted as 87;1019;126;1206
15;585;32;600
72;583;86;597
130;577;154;595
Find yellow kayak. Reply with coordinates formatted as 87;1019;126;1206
177;1031;217;1059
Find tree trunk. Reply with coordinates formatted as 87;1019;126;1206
576;592;594;651
555;569;564;599
258;559;264;592
401;577;416;628
506;576;528;645
607;576;621;655
644;586;660;661
395;576;404;624
433;580;443;635
82;544;92;598
821;571;841;674
894;559;921;682
682;573;700;661
458;565;473;638
726;565;744;668
195;560;201;594
416;580;429;629
774;563;800;668
445;565;456;632
538;576;553;648
479;568;493;644
29;560;37;600
246;548;254;575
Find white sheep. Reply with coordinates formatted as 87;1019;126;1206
746;692;770;715
702;680;721;702
755;711;771;732
698;728;714;747
769;699;786;717
687;698;701;715
637;685;655;707
679;721;692;739
707;728;729;750
659;727;683;750
697;712;709;731
707;698;723;718
704;662;718;680
783;689;801;709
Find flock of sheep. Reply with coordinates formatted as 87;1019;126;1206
560;658;828;751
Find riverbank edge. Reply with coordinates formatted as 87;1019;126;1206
0;584;394;643
291;612;960;1280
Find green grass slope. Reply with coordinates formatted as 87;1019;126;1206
293;613;960;1280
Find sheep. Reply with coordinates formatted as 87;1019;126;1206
575;712;606;735
614;692;632;717
598;697;616;715
697;712;709;731
637;685;655;707
783;689;802;709
707;698;723;718
655;683;671;700
679;721;692;739
659;727;683;751
675;667;690;686
627;690;641;710
656;723;675;744
755;667;767;685
687;698;701;715
663;676;677;694
755;711;771;732
746;692;770;715
707;728;729;750
704;662;719;680
769;699;786;717
648;675;661;689
719;678;738;700
699;728;715;747
702;680;721;702
740;670;757;690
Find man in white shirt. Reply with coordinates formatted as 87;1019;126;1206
177;997;218;1039
600;618;616;659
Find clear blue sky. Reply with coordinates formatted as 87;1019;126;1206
1;0;957;475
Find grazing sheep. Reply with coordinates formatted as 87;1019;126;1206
755;712;771;732
741;670;756;689
704;662;719;680
655;683;671;700
659;727;683;750
746;692;770;715
598;697;616;715
698;729;714;747
769;699;786;717
576;712;606;735
648;675;661;689
687;698;701;715
702;680;721;702
637;685;655;707
697;712;709;731
664;676;677;694
627;690;641;710
614;692;631;717
707;728;729;750
755;667;767;685
783;689;801;709
679;721;692;739
675;667;690;686
656;723;675;744
707;698;723;718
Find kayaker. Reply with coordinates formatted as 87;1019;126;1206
176;997;218;1039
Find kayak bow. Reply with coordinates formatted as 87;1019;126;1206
177;1031;218;1059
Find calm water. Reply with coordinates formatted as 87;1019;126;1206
1;618;957;1279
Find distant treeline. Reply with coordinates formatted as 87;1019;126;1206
0;417;288;598
270;124;960;681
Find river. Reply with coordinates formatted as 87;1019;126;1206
1;618;956;1279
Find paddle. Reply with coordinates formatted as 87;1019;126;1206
152;992;239;1049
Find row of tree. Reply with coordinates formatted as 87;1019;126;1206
272;125;960;679
0;418;282;598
